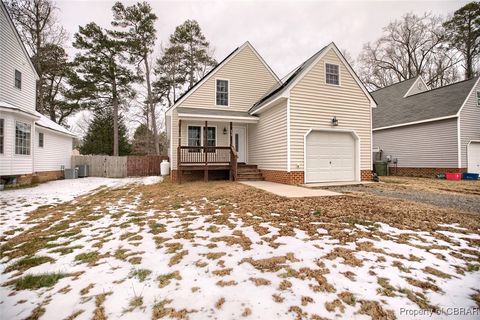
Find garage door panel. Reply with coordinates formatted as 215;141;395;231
306;131;356;183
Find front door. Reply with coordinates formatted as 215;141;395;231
233;127;246;163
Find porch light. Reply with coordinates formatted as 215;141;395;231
223;127;227;135
332;116;339;126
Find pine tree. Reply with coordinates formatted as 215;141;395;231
72;22;139;156
444;2;480;79
169;20;217;89
80;110;131;156
111;1;160;154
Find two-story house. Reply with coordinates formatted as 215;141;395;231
0;2;75;184
166;41;376;184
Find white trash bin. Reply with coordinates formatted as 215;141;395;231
160;159;170;176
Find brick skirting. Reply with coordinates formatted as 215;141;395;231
386;167;467;178
260;170;305;185
14;170;64;185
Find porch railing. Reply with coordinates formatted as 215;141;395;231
177;146;238;181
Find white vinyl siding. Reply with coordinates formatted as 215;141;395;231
0;5;37;113
248;100;287;170
373;118;458;168
179;45;278;112
0;112;34;175
289;48;372;172
34;128;72;172
459;80;480;168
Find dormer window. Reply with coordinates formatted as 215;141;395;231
325;63;339;85
216;79;229;106
14;70;22;89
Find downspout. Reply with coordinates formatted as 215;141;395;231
286;95;291;173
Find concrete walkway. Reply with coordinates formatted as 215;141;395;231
240;181;341;198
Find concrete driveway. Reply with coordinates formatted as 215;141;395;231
239;181;341;197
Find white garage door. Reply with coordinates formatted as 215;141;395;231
306;131;356;183
468;142;480;174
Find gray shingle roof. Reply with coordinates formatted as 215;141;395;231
372;77;479;129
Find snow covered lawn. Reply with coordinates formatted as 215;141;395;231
1;179;479;319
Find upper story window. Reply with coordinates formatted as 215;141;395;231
216;79;229;106
325;63;339;85
15;121;31;155
14;70;22;89
39;132;44;148
477;91;480;107
0;119;4;154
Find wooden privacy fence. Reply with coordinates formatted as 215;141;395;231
71;155;169;178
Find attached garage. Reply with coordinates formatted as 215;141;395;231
467;141;480;174
305;130;359;183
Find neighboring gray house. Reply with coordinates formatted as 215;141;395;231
372;76;480;176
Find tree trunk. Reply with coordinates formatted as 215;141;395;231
144;57;160;155
112;82;119;157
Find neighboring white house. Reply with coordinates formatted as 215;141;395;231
0;2;75;184
372;76;480;176
166;41;375;184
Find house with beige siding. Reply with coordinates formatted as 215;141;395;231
372;76;480;177
166;41;376;184
0;2;75;185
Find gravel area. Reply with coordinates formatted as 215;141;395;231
324;179;480;214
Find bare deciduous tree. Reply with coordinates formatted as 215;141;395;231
358;12;460;90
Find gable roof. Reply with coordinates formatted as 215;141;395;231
372;77;479;129
249;42;376;114
166;41;280;115
0;1;39;80
249;45;329;113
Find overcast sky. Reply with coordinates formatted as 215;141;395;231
57;0;468;78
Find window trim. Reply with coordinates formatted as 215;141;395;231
324;63;340;86
14;69;22;89
476;91;480;107
15;120;31;156
186;124;217;152
215;78;230;107
0;118;4;154
39;132;44;148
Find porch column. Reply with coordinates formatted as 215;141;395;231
178;119;182;184
229;122;233;147
204;120;208;182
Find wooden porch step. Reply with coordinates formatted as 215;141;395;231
238;164;258;170
237;176;265;181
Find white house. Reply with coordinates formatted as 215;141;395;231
0;2;75;184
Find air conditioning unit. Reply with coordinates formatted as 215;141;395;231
64;168;78;179
76;165;89;178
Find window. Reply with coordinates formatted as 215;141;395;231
15;121;31;155
206;127;216;152
216;79;229;106
188;126;201;152
39;132;44;148
187;126;216;152
0;119;4;154
14;70;22;89
477;91;480;107
325;63;339;85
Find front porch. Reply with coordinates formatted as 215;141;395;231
174;107;262;183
